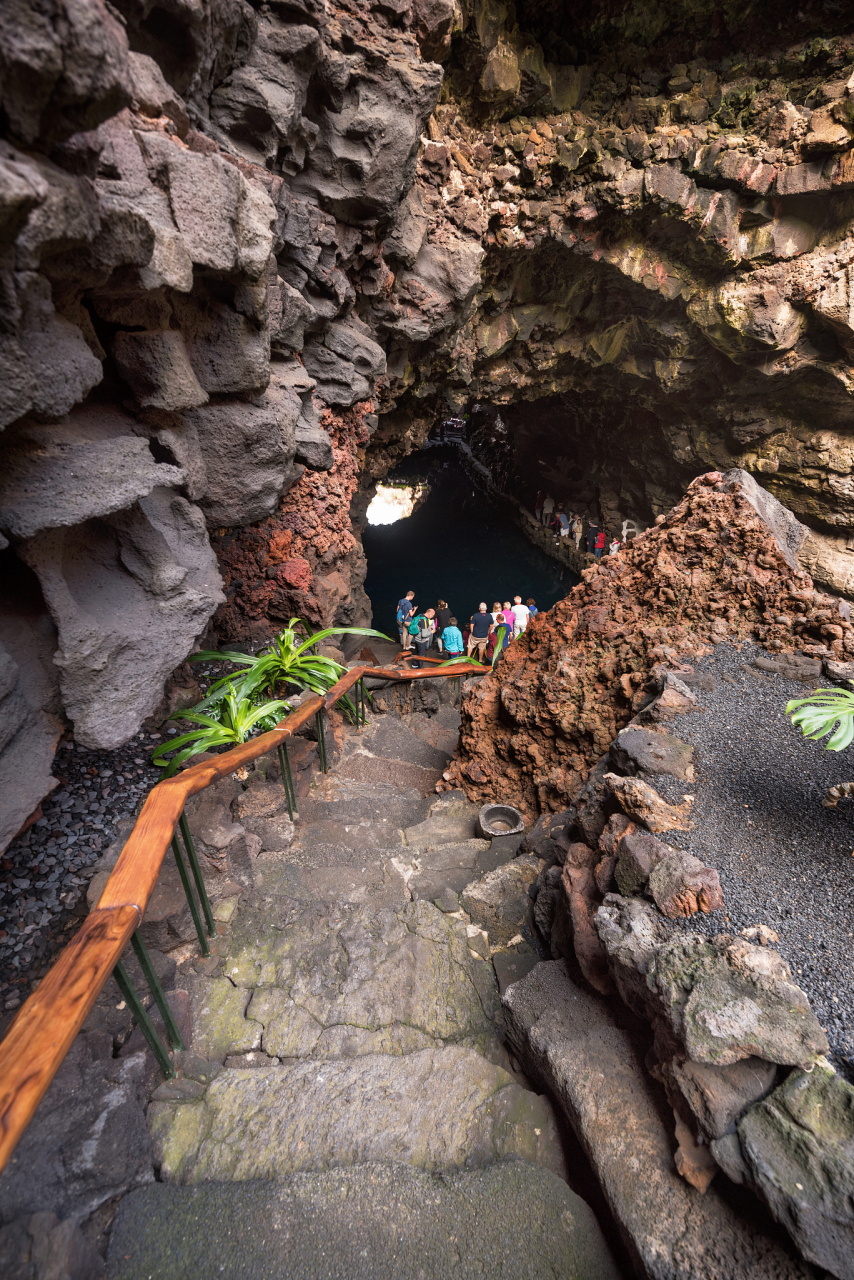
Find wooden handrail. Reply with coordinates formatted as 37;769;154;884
0;656;486;1172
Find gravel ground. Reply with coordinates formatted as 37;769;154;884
0;661;233;1016
650;640;854;1078
0;728;167;1013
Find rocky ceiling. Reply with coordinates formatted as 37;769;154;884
1;0;854;845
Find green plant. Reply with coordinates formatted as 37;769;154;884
152;689;291;777
786;686;854;752
191;619;390;708
492;625;509;668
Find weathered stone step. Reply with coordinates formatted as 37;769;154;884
150;1046;566;1183
345;715;452;772
188;899;500;1063
297;775;433;830
107;1162;623;1280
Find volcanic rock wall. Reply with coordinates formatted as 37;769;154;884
3;0;854;846
444;469;852;816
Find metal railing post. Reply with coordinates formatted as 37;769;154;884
130;932;185;1051
179;812;217;940
277;743;296;819
316;708;328;772
171;834;210;957
113;958;176;1080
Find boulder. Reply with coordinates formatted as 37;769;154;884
610;726;695;781
614;826;671;896
604;773;694;833
647;850;723;918
735;1064;854;1279
502;961;818;1280
460;854;540;945
294;400;334;471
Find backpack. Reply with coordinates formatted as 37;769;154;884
408;614;424;636
396;601;409;624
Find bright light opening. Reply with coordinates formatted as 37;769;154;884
366;483;426;526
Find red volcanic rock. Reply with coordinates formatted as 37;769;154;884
444;470;854;817
210;402;372;639
279;557;312;590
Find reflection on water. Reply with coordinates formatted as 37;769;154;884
363;446;578;637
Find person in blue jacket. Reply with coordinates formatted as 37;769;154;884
441;617;464;657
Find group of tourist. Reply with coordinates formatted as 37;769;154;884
534;493;620;559
396;592;539;665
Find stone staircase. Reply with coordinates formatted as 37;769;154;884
104;699;623;1278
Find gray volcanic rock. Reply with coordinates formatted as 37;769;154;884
0;413;185;540
734;1064;854;1279
19;488;223;749
503;960;818;1280
185;396;299;528
108;1162;622;1280
150;1047;564;1184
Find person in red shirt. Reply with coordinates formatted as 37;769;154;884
594;529;607;560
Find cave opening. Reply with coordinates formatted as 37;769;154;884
361;441;577;642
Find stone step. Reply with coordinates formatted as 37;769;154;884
107;1161;622;1280
149;1046;567;1184
189;898;501;1063
335;750;444;795
345;715;452;772
297;775;433;830
403;790;483;848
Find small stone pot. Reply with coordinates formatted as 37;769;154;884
477;803;525;839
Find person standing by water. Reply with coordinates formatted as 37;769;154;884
534;490;545;523
410;607;436;665
609;536;621;556
435;599;452;652
571;514;583;550
467;603;493;661
511;596;530;637
441;616;464;658
397;590;415;650
526;598;538;617
541;493;555;526
586;520;599;555
595;529;606;560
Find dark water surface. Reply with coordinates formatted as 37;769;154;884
362;446;577;638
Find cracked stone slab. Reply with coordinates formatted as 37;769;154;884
215;898;498;1051
251;854;411;910
296;776;431;829
108;1161;621;1280
149;1046;566;1184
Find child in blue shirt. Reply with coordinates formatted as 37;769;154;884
441;617;464;657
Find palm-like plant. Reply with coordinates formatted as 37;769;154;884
191;620;390;709
786;686;854;752
152;690;291;777
491;625;509;669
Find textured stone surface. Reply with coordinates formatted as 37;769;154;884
734;1065;854;1279
446;472;847;816
461;856;540;946
18;488;223;749
108;1162;621;1280
503;960;819;1280
150;1047;564;1184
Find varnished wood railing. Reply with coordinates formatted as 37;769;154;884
0;656;485;1173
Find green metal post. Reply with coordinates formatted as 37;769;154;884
316;708;328;773
113;959;176;1079
179;812;217;939
277;744;294;819
171;834;209;957
130;931;185;1051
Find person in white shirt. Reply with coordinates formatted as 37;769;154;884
511;596;530;636
541;494;555;526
